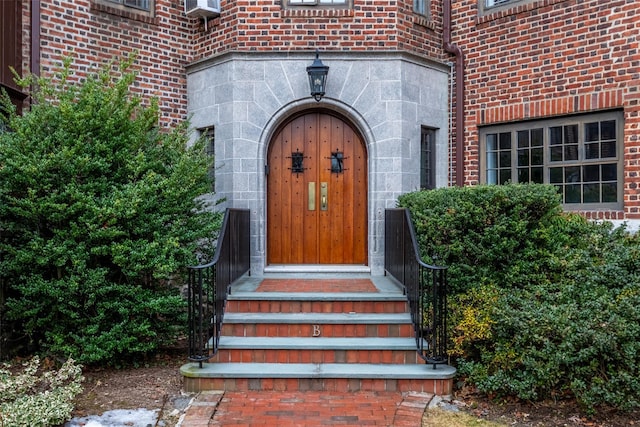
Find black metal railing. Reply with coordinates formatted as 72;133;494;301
385;208;448;368
187;208;250;368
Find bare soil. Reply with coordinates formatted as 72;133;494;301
71;351;191;427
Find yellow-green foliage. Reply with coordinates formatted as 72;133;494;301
450;284;499;358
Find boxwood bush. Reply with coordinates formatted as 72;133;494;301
0;56;222;365
398;184;640;412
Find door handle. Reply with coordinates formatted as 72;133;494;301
308;182;316;211
320;182;328;210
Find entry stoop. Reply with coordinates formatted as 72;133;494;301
180;274;456;395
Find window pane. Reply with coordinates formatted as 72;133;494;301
517;149;529;167
420;128;435;190
549;167;563;183
601;120;616;140
550;126;562;145
499;169;511;185
583;165;599;182
585;122;599;142
602;163;617;181
487;134;497;151
583;183;600;203
499;151;511;168
487;151;497;169
124;0;150;10
531;167;543;184
550;146;563;162
565;124;578;144
602;183;617;202
518;168;529;183
601;141;616;158
487;169;497;184
413;0;426;15
564;144;578;161
499;133;511;150
531;147;543;165
585;143;599;159
565;166;580;183
565;184;581;203
517;130;529;148
531;128;543;146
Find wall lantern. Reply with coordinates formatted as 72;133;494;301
306;50;329;102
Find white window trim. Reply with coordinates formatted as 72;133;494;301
479;0;533;15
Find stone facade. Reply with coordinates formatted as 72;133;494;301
187;51;450;274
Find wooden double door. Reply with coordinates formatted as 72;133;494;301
267;112;368;265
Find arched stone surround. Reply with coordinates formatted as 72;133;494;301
186;51;450;275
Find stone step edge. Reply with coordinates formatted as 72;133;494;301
223;312;411;324
218;336;425;350
228;292;406;301
181;362;456;380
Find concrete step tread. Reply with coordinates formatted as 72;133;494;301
228;292;406;301
223;312;411;324
218;336;423;350
181;362;456;380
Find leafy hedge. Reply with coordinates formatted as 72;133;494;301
0;56;222;365
398;184;640;412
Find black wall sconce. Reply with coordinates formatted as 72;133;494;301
306;50;329;102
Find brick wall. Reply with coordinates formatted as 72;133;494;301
23;0;194;127
190;0;445;61
454;0;640;219
24;1;447;126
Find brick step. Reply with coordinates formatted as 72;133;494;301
221;313;414;338
181;362;456;394
212;337;426;364
226;293;407;314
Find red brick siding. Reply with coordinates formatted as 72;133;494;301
23;0;194;127
454;0;640;218
26;1;446;126
191;0;444;60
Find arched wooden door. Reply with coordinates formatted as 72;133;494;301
267;112;368;265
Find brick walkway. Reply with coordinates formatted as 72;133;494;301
179;390;433;426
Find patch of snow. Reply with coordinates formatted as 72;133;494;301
65;408;162;427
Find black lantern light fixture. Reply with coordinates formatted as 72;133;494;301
306;50;329;102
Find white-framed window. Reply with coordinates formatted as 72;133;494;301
480;111;624;209
485;0;513;6
480;0;532;15
104;0;151;11
413;0;429;17
287;0;347;5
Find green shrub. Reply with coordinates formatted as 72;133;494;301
400;184;640;412
0;55;222;364
0;357;83;426
398;184;564;294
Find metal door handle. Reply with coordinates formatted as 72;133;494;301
320;182;328;210
308;182;316;211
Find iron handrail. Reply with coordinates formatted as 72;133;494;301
187;208;250;368
384;208;448;368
